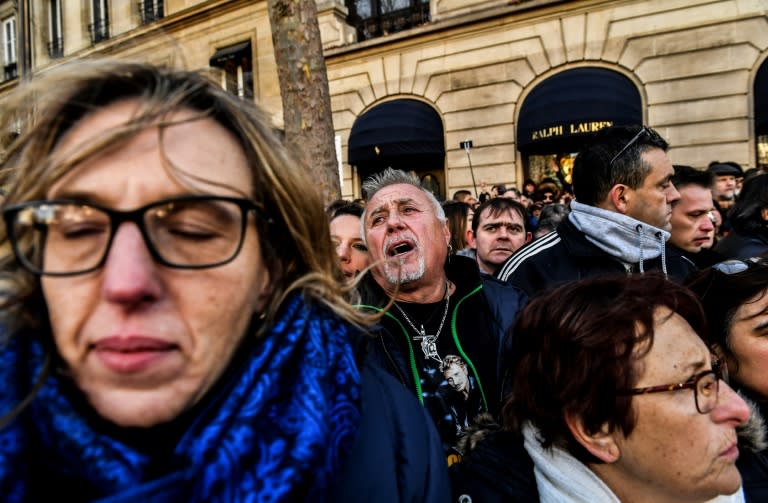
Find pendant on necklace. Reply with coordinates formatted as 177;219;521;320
413;324;442;363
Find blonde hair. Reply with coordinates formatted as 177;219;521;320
0;58;370;339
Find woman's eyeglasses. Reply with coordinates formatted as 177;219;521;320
618;358;726;415
3;195;263;276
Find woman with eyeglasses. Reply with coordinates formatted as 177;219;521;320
687;258;768;502
0;60;449;501
450;274;750;502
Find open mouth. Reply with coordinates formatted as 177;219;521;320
387;241;415;257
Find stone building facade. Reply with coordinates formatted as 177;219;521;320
1;0;767;200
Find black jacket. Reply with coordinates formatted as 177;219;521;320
670;244;724;269
449;417;538;502
737;394;768;502
356;256;527;454
714;229;768;260
330;362;451;503
496;217;698;297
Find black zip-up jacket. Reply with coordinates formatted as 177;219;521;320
356;256;527;419
496;217;698;297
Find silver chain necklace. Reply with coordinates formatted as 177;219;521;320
392;283;450;364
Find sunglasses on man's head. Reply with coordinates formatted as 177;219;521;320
609;126;651;166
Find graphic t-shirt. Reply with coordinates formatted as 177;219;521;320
392;297;486;458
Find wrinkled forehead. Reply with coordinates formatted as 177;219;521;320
634;308;710;382
368;184;433;211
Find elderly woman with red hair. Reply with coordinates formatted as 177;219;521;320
451;274;750;503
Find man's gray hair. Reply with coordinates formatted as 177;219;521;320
361;168;446;224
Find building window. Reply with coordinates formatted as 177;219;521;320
48;0;63;58
2;16;17;80
209;41;253;100
88;0;110;44
138;0;164;24
345;0;430;41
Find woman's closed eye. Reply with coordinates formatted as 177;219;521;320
55;221;109;239
165;224;222;241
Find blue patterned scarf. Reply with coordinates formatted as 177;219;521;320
0;292;362;502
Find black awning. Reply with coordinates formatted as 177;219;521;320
517;68;642;154
210;41;251;67
755;60;768;136
348;99;445;165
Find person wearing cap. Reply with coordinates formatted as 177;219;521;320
708;161;743;237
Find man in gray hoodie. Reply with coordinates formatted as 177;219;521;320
496;125;697;297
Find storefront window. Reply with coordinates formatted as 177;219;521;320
758;134;768;172
524;153;576;191
516;67;642;190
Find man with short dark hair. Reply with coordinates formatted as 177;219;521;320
466;198;531;276
668;165;722;268
496;125;697;296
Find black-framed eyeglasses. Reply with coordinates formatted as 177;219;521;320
618;358;726;414
609;126;651;166
3;195;262;276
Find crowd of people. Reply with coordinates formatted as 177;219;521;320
0;57;766;502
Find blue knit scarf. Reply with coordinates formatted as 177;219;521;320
0;292;362;502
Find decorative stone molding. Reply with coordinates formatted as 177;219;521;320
316;0;356;49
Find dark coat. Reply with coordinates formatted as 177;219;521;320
449;418;538;502
496;217;698;297
670;244;724;269
330;362;451;503
357;256;527;411
714;229;768;260
737;395;768;503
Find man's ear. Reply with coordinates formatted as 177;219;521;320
607;184;630;214
564;411;620;463
466;228;476;250
525;231;532;244
761;207;768;222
